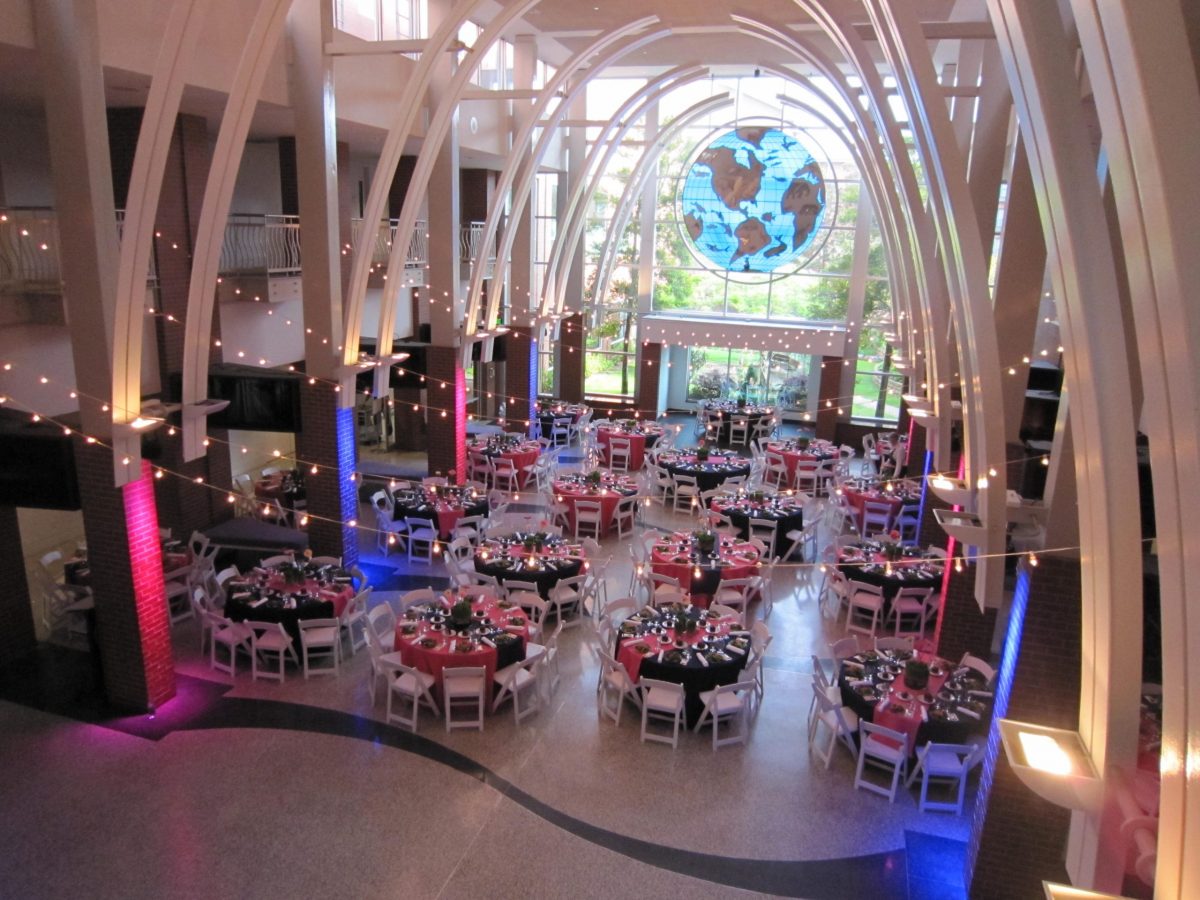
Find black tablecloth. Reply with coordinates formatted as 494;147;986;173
474;554;583;598
224;593;336;649
614;616;747;726
662;458;752;493
836;558;942;603
720;505;803;559
392;495;488;532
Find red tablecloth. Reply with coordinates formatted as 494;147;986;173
650;533;760;607
842;485;906;532
615;610;741;683
499;444;540;488
870;652;953;755
258;571;353;617
394;595;531;699
596;426;662;470
765;441;836;485
553;479;633;536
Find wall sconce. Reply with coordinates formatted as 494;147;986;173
998;719;1104;813
927;474;975;508
933;507;989;545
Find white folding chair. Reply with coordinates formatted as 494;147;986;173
959;653;997;685
694;680;755;751
597;652;641;725
208;612;252;676
298;617;341;678
405;517;438;564
671;473;702;514
384;659;439;732
607;436;633;472
906;742;980;814
846;580;886;637
855;721;910;802
874;635;915;654
492;654;542;724
247;620;299;682
443;666;487;731
639;678;686;748
809;688;859;769
888;586;934;637
614;494;639;538
860;500;895;538
572;500;605;541
339;587;371;656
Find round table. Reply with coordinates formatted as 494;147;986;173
840;479;921;532
659;450;752;492
395;592;530;700
595;423;663;470
836;542;943;603
553;474;639;537
536;402;588;441
701;402;773;442
765;439;838;485
472;439;541;488
223;562;356;648
254;470;306;521
711;495;804;560
474;533;585;598
650;531;760;606
391;486;488;538
838;649;990;755
615;602;748;725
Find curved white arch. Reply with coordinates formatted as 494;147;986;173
589;93;732;313
111;0;210;482
180;0;294;460
370;0;542;368
544;66;709;317
460;17;667;343
340;0;504;377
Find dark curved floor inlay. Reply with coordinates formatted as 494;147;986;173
2;649;955;898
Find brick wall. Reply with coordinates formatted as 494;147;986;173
0;505;36;664
636;342;662;417
425;346;466;484
391;385;426;451
966;558;1081;897
296;383;359;567
815;356;840;442
558;314;584;401
503;326;535;427
75;442;175;711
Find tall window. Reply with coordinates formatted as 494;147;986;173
686;348;817;414
335;0;425;40
534;173;558;396
852;325;902;423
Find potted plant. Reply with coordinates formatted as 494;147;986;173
904;659;930;690
280;560;306;585
585;469;603;487
796;437;810;451
450;598;474;629
695;443;710;462
693;529;717;555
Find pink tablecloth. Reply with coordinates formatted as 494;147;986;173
842;486;905;532
596;427;649;471
501;445;540;488
394;595;531;699
615;611;741;683
871;653;952;754
765;441;836;485
650;533;760;607
553;481;624;537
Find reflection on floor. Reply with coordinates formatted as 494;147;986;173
1;422;971;899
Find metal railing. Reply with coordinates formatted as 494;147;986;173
219;213;302;277
0;207;159;293
349;217;428;270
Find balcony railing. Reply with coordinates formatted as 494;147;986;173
0;208;440;294
349;217;428;270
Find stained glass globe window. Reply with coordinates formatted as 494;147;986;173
679;126;826;274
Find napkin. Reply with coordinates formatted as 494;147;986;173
956;706;981;720
657;651;664;663
697;653;709;668
849;679;872;688
231;591;251;600
725;644;746;656
480;637;496;648
247;597;267;608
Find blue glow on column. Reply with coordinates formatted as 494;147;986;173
528;335;539;437
334;405;359;566
965;563;1031;881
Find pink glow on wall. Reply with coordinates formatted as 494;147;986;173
453;365;467;485
124;460;176;708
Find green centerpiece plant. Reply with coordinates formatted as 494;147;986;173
904;659;930;691
695;443;710;462
280;560;306;585
585;469;603;487
450;598;474;629
693;528;717;555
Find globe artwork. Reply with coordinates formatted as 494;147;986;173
679;126;826;274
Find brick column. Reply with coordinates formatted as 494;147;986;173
76;445;174;712
503;326;536;430
558;313;584;401
637;342;663;418
815;355;840;442
391;384;425;451
0;505;36;664
426;346;467;485
296;382;359;567
967;557;1081;897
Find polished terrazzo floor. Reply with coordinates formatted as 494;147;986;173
1;435;973;899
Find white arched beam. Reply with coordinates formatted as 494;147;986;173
180;0;293;460
859;0;1009;604
986;0;1144;887
461;17;666;349
109;0;209;484
370;0;542;376
1068;1;1200;894
589;93;732;314
742;13;954;465
545;66;708;318
340;0;502;388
